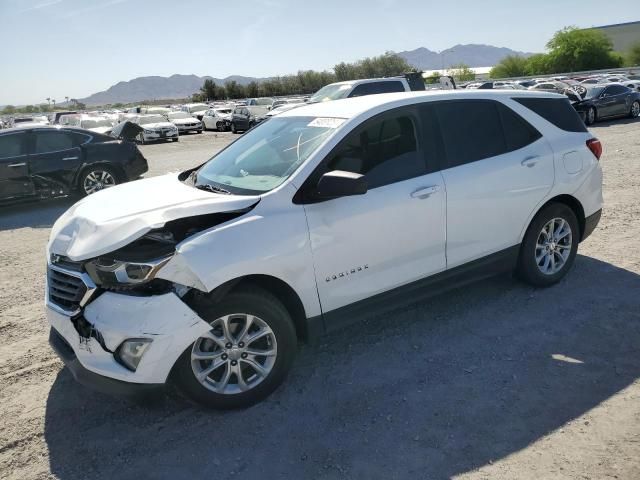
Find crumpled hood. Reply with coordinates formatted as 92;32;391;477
48;173;260;261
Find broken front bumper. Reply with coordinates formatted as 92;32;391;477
49;327;164;398
46;289;212;389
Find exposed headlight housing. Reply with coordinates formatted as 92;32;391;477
84;231;176;291
85;255;171;289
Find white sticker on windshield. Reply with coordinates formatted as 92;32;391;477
307;117;345;129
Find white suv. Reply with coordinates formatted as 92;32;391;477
46;91;603;408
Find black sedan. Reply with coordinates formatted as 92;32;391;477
572;84;640;125
230;106;268;133
0;124;148;204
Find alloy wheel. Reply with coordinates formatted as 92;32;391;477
631;102;640;118
535;217;572;275
191;314;277;395
83;170;116;195
588;108;596;124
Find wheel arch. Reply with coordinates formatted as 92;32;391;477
74;161;125;191
185;274;313;343
527;194;586;242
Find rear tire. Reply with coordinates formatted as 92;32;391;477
217;121;225;132
629;101;640;118
173;287;297;409
78;165;120;197
516;203;579;287
231;123;237;134
586;106;597;125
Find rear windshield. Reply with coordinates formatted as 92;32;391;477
512;97;587;133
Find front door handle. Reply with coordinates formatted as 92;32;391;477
8;162;26;167
62;156;79;161
411;185;440;199
521;155;539;168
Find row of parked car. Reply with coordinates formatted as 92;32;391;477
461;72;640;125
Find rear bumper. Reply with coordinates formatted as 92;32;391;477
582;208;602;242
49;327;164;399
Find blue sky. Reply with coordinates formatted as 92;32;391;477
0;0;636;105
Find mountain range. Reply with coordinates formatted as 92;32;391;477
395;44;534;70
78;44;534;105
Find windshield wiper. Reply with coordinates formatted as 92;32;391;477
195;183;231;195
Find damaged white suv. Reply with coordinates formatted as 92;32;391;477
46;90;603;408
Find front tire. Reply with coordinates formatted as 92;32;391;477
78;165;119;196
217;121;225;132
516;203;579;287
629;101;640;118
586;106;597;125
173;287;297;409
231;123;237;134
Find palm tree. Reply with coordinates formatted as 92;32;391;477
65;96;69;104
46;97;51;106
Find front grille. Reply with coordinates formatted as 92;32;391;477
50;254;83;272
48;267;87;313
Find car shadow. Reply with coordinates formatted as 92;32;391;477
43;255;640;479
0;196;75;231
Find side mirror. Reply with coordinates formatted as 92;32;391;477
316;170;367;199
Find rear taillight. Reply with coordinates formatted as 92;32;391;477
587;138;602;160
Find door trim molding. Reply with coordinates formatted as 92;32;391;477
307;244;520;338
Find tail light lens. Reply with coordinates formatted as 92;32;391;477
587;138;602;160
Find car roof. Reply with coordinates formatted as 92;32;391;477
327;77;406;88
0;125;94;134
279;90;564;120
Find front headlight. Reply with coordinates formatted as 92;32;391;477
85;255;171;289
143;129;153;134
84;230;175;290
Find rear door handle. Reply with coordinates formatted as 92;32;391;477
521;155;539;168
8;162;26;167
62;156;79;161
411;185;440;199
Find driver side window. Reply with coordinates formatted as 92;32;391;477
326;113;425;189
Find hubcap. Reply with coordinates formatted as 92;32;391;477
83;170;116;195
191;314;277;395
535;217;572;275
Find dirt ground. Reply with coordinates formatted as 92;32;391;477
0;123;638;480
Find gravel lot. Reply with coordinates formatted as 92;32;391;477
0;123;639;480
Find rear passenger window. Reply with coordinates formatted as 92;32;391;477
434;100;506;168
513;97;587;133
34;131;74;153
0;133;26;158
349;81;405;98
497;103;542;151
327;114;424;188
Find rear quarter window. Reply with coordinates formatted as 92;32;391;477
513;97;587;133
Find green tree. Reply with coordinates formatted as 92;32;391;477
2;105;16;114
490;55;529;78
523;53;551;76
245;81;260;98
626;41;640;66
200;79;218;100
447;63;475;81
545;26;623;72
224;80;246;99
